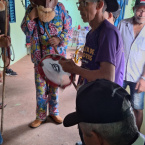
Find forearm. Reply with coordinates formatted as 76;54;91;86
21;5;36;36
58;4;72;44
21;15;36;36
59;28;72;44
74;65;115;82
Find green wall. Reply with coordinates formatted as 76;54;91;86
10;0;27;63
124;0;135;19
0;0;27;69
58;0;89;28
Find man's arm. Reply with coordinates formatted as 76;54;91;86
59;59;115;82
57;3;72;45
21;5;37;36
45;3;73;47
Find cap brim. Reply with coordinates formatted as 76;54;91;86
106;0;119;12
63;112;81;127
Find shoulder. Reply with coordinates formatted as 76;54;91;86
99;20;123;50
26;4;33;13
57;2;65;10
100;20;121;39
118;17;133;26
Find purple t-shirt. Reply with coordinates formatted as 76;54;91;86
78;20;124;87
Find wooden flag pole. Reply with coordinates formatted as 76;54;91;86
1;0;8;134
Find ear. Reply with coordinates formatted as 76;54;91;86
108;12;113;19
96;1;104;10
91;131;103;145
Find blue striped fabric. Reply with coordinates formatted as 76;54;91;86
25;0;30;9
9;0;16;23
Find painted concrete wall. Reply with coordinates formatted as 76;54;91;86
10;0;27;62
58;0;89;28
124;0;134;19
0;0;27;68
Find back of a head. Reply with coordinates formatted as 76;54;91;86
78;80;139;145
112;4;121;21
63;79;139;145
79;99;138;145
86;0;119;12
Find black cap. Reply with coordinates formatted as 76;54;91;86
135;0;145;7
105;0;119;12
63;79;132;127
112;4;121;20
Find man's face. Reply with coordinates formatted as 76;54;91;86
30;0;58;9
134;6;145;24
77;0;97;23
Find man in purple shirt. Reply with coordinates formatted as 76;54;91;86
60;0;124;87
59;0;124;144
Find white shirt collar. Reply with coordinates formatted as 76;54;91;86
132;133;145;145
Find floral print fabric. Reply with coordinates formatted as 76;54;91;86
21;2;72;120
21;2;72;65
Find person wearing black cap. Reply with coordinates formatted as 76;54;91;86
59;0;124;144
64;79;145;145
104;4;121;24
118;0;145;131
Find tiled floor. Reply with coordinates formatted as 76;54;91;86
0;47;80;145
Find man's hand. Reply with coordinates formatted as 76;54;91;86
135;78;145;93
70;53;75;59
59;59;76;74
0;35;11;47
28;7;38;20
49;37;60;47
70;51;83;60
